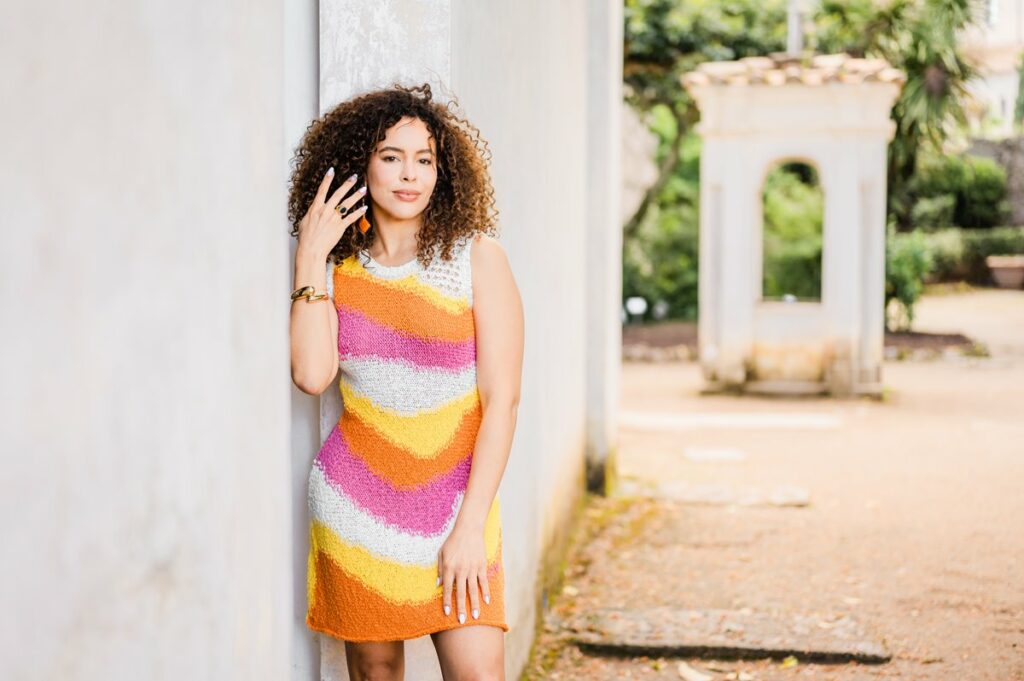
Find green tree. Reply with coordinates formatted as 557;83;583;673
623;0;978;234
623;0;787;239
813;0;977;230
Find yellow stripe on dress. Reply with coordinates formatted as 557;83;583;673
340;381;481;459
310;495;502;604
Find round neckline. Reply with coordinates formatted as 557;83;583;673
360;249;423;275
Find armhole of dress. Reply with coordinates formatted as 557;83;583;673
464;234;478;308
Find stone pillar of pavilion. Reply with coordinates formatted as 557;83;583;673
682;53;905;397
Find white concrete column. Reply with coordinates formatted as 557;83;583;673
717;139;759;384
584;0;624;491
697;140;724;378
820;139;862;394
858;140;892;389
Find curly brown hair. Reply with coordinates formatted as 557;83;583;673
287;82;500;268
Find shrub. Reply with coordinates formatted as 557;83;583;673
917;226;1024;283
909;194;956;230
885;225;934;331
911;154;967;198
961;226;1024;281
909;153;1009;230
919;227;967;281
960;157;1010;228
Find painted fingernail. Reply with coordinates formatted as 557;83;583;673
458;613;466;624
358;185;367;193
444;605;450;616
472;609;479;620
327;166;334;176
484;595;490;604
437;577;441;587
348;173;357;182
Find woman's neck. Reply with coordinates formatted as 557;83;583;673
368;214;422;263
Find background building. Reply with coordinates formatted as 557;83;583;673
961;0;1024;137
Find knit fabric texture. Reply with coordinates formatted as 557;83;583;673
306;233;508;642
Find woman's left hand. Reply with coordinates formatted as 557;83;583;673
438;522;491;623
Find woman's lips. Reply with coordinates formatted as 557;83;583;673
393;190;421;202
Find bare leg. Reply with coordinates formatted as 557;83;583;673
344;639;405;681
430;625;504;681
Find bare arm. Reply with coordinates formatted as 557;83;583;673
289;167;368;395
290;251;340;395
455;233;524;530
438;232;524;623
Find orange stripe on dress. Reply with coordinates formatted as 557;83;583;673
307;548;508;642
335;270;474;343
338;400;483;489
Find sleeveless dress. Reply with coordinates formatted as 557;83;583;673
306;233;508;642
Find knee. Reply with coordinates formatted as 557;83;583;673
351;659;401;681
351;655;402;681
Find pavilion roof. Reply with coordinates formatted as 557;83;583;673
681;52;906;89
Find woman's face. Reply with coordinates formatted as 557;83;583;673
365;116;438;223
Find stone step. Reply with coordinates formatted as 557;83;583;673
568;607;890;665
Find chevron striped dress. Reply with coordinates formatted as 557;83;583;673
306;233;508;642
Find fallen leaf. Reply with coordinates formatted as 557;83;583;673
677;661;713;681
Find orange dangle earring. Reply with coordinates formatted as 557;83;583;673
359;198;371;234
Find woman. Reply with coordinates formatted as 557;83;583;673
287;82;524;681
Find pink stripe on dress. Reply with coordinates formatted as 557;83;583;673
315;424;472;535
338;304;476;370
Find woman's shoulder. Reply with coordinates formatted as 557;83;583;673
466;232;508;269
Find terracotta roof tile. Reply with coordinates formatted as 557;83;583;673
682;52;906;89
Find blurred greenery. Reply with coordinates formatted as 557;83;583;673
922;226;1024;281
886;225;934;331
622;128;701;320
1015;53;1024;132
622;0;996;326
762;163;823;301
909;152;1008;229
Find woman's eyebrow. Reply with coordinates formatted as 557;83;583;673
379;146;435;155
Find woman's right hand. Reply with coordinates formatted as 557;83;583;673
296;167;368;261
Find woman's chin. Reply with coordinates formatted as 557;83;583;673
381;202;426;220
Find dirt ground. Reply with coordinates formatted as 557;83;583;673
523;286;1024;680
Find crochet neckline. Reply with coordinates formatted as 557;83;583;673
360;249;423;276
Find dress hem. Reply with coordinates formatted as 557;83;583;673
307;614;510;643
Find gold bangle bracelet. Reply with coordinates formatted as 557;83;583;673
290;285;330;303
